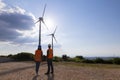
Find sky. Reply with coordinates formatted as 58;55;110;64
0;0;120;57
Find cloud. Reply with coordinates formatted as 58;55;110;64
0;0;5;9
0;0;35;44
0;0;62;48
0;12;34;30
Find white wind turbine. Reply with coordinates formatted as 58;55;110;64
48;26;57;50
35;4;49;47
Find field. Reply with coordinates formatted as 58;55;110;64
0;62;120;80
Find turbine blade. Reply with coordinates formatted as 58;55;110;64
47;34;52;36
42;19;49;31
54;26;57;34
53;36;57;43
35;20;39;24
42;4;47;17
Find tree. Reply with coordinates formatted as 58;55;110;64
62;54;69;61
75;56;84;59
7;54;13;58
113;58;120;65
12;52;34;61
53;56;62;62
94;58;104;63
42;55;47;61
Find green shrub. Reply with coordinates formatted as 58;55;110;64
62;55;69;61
53;56;62;62
82;59;94;63
74;58;81;62
94;58;104;63
7;54;13;58
104;59;113;64
12;52;34;61
75;56;84;59
69;56;84;62
67;58;75;62
113;58;120;65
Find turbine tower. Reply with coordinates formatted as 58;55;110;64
35;4;48;47
48;26;57;50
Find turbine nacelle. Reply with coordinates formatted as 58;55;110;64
39;17;43;21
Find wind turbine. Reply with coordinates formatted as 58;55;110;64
48;26;57;50
35;4;48;47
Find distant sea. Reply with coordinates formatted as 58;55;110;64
85;57;120;60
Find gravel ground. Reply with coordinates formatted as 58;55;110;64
0;62;120;80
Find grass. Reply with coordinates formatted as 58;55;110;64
55;62;120;69
6;61;120;69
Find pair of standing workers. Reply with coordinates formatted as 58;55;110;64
34;44;54;75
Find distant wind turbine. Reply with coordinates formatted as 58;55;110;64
35;4;49;47
48;26;57;50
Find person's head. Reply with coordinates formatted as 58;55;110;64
48;44;51;48
38;45;41;50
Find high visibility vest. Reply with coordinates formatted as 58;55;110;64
34;50;42;61
47;49;53;59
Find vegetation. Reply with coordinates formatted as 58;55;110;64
53;56;62;62
94;58;105;63
62;55;69;61
4;53;120;65
113;58;120;64
82;59;94;63
54;55;120;65
8;52;34;61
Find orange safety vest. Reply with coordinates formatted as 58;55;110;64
34;50;42;61
47;49;53;59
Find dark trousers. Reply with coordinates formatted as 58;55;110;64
47;59;54;73
36;61;40;74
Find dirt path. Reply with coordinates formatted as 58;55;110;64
0;62;120;80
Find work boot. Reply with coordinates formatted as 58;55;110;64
45;72;49;75
51;72;54;74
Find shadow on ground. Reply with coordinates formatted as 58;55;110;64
32;74;54;80
32;75;39;80
47;74;54;80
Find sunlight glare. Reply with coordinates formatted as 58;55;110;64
45;18;55;30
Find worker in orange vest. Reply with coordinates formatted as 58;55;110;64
45;44;54;75
34;46;43;75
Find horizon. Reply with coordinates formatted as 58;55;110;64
0;52;120;58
